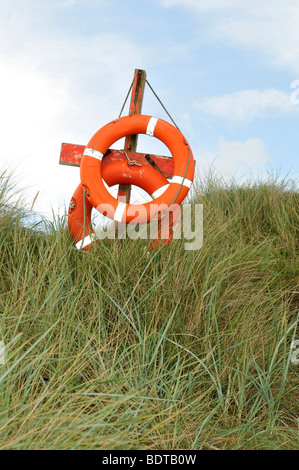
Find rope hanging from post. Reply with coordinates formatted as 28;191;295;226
145;80;180;132
118;78;134;118
118;77;180;132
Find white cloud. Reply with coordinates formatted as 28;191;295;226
218;137;269;169
162;0;299;74
0;55;80;214
195;137;270;181
194;88;298;122
0;2;146;217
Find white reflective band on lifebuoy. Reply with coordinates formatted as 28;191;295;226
75;233;97;250
114;202;127;222
151;184;169;199
146;117;159;136
83;148;104;160
171;175;193;188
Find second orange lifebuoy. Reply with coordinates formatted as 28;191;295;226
69;156;170;249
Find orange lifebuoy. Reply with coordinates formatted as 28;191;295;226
69;157;169;249
80;115;194;224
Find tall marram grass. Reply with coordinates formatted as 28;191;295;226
0;169;298;450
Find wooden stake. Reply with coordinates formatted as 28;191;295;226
118;69;147;203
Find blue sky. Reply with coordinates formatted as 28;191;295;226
0;0;298;217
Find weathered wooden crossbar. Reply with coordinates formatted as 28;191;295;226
59;144;174;178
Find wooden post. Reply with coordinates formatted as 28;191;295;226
117;69;147;203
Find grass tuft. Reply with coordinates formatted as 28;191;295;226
0;170;298;449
